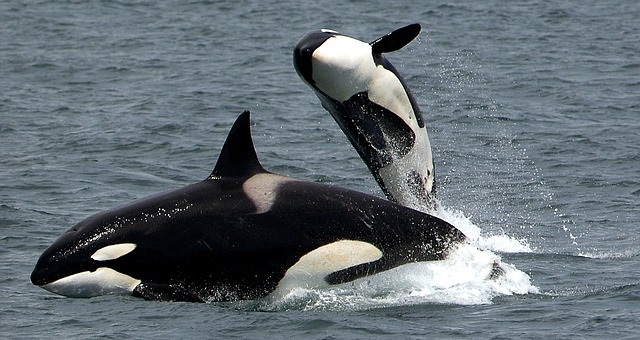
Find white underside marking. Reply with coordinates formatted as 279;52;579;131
242;173;293;214
312;36;375;101
367;65;436;206
41;267;141;298
273;240;383;295
368;66;415;123
91;243;137;261
378;131;434;209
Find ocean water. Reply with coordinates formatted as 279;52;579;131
2;0;639;338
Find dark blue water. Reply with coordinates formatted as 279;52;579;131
2;0;639;338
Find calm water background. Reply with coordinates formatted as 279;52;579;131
2;0;639;338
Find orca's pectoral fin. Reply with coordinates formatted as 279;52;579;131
324;258;387;285
209;111;268;180
370;23;421;54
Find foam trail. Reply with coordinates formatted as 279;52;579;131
578;249;640;259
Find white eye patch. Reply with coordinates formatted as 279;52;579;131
91;243;137;261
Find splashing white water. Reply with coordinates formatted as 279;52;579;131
433;204;533;254
259;204;538;311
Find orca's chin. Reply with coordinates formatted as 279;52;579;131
35;268;141;298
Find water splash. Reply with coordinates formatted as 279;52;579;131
433;204;533;254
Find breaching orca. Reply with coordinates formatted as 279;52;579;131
31;111;465;302
293;24;435;211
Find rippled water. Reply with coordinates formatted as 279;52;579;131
2;0;639;338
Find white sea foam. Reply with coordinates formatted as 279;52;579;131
433;204;534;254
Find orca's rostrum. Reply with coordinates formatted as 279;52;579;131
31;111;466;302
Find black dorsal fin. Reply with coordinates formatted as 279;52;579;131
370;23;421;54
209;111;267;179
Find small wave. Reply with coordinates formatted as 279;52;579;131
543;282;640;302
577;249;640;259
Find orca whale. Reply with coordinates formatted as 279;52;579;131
293;24;436;211
31;111;466;302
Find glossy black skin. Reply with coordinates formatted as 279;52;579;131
31;111;464;302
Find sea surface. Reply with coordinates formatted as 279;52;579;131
2;0;639;338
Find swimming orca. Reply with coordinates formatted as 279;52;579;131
293;24;436;211
31;111;465;302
